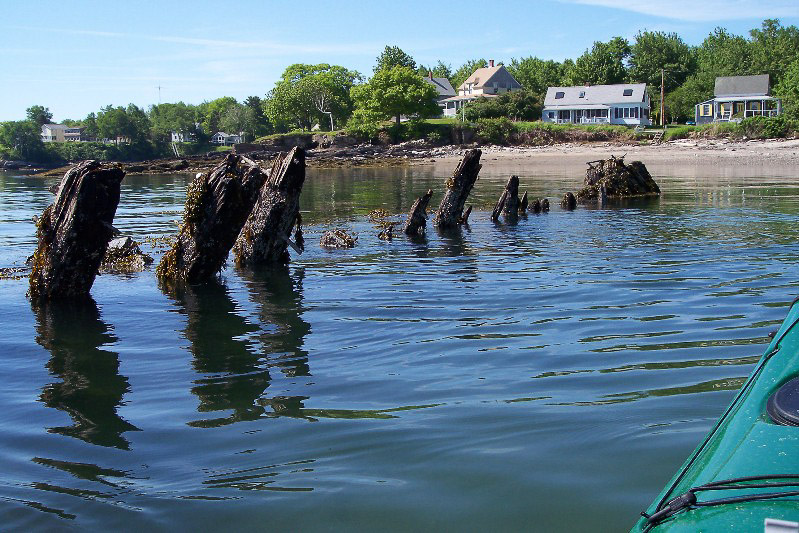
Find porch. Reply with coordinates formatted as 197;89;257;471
698;96;782;123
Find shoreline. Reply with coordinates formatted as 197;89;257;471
10;138;799;179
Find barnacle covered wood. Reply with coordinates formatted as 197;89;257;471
320;229;357;248
576;155;659;203
29;160;125;299
100;236;154;273
233;147;306;266
403;189;433;236
156;154;267;284
433;149;482;229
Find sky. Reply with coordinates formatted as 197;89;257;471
2;0;797;122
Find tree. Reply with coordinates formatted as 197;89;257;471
243;95;272;136
461;90;541;122
628;31;695;92
749;19;799;85
351;65;439;125
507;57;568;95
125;103;150;143
416;60;452;80
198;96;238;134
0;120;46;161
220;104;257;141
96;106;130;141
451;59;488;92
567;37;630;86
374;45;416;73
149;102;199;141
26;105;53;128
775;56;799;119
265;64;360;132
83;112;99;140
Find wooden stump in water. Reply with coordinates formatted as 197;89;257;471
561;192;577;210
156;154;267;285
403;189;433;236
492;175;520;222
577;155;659;203
233;147;306;266
29;160;125;300
433;149;482;229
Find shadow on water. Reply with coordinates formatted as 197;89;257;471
33;298;139;450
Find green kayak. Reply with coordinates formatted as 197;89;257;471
633;299;799;532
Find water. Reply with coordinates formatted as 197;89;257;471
1;159;798;530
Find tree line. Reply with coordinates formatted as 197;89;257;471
2;19;798;164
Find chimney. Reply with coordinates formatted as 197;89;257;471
428;70;433;79
489;59;494;67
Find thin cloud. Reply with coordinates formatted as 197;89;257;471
560;0;798;21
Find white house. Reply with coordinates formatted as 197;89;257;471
541;83;651;126
211;132;243;145
422;72;456;115
695;74;782;124
440;60;522;117
171;131;196;143
41;124;83;142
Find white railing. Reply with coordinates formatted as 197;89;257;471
580;117;609;124
744;109;779;118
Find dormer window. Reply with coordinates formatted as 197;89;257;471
579;91;585;98
623;88;633;96
555;91;565;99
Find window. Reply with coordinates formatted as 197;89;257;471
614;107;620;119
623;107;630;118
548;112;555;118
555;91;565;99
633;107;639;119
643;108;649;118
623;88;633;96
701;104;711;116
579;91;585;98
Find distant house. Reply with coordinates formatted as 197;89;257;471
41;124;83;142
440;60;522;117
171;131;196;143
541;83;651;126
422;72;456;114
211;132;243;145
695;75;782;124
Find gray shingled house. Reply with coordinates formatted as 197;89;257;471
440;60;522;117
695;74;782;124
541;83;651;126
422;72;456;115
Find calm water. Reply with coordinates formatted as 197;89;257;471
1;158;798;531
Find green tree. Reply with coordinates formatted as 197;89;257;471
351;65;439;126
374;45;416;73
26;105;53;128
507;57;567;94
83;112;99;140
0;120;46;161
96;106;130;141
749;19;799;85
126;103;150;143
243;95;272;136
149;102;199;141
220;104;257;141
461;89;541;122
628;31;695;91
568;37;630;86
265;64;360;131
416;60;452;80
451;59;488;92
775;56;799;119
198;96;238;134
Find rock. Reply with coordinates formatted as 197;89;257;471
100;236;154;273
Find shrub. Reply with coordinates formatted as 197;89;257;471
475;117;515;144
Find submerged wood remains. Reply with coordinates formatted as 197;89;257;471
29;160;125;299
233;147;306;266
561;192;577;210
403;189;434;236
156;154;267;285
320;229;357;248
576;155;659;203
100;236;154;273
492;175;521;222
433;149;482;228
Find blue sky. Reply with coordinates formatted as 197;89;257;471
2;0;797;121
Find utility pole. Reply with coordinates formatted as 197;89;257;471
660;69;665;128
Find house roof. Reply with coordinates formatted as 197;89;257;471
440;93;500;103
543;83;648;107
714;74;770;97
423;77;455;97
457;65;521;91
42;123;79;131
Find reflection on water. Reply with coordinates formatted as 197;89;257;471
33;299;138;450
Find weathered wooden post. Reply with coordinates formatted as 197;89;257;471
156;154;267;285
492;175;520;222
576;155;659;203
233;147;306;266
433;149;482;229
403;189;434;236
561;192;577;210
29;160;125;300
